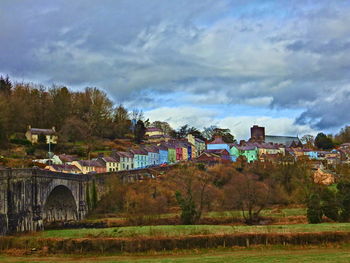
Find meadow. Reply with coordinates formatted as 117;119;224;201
40;223;350;239
1;246;350;262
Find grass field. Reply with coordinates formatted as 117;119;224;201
205;207;306;218
38;222;350;239
1;247;350;262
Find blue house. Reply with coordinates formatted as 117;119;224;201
157;145;169;164
130;149;148;169
144;146;160;166
304;149;318;160
207;136;230;152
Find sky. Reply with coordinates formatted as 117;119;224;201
1;0;350;140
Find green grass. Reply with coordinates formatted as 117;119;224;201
2;247;350;262
88;207;306;223
39;222;350;239
205;208;306;218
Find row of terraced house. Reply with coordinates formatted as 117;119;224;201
42;125;349;174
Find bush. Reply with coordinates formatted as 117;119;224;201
9;138;32;146
175;191;198;225
321;188;339;221
25;146;36;156
307;194;323;224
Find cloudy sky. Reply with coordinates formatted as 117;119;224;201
1;0;350;139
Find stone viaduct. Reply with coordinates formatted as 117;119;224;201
0;166;173;235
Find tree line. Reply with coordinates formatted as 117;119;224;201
0;76;239;148
0;76;149;146
94;159;331;225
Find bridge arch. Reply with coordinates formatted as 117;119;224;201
43;185;78;222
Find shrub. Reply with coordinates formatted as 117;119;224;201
321;188;339;221
307;194;323;224
175;191;198;225
9;138;32;146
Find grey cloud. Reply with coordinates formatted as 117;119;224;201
1;0;350;130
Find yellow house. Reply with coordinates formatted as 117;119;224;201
25;126;58;144
145;127;164;137
45;164;81;174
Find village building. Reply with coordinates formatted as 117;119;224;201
45;164;81;174
97;156;119;172
157;145;169;164
71;160;106;174
25;126;58;144
130;148;149;169
144;146;160;166
112;152;134;171
207;136;230;152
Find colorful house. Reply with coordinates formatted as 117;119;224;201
165;143;176;163
45;164;81;174
186;135;197;159
144;146;160;166
303;149;318;160
157;145;169;164
207;136;230;152
145;127;164;137
98;156;120;172
205;149;231;161
195;138;206;156
114;152;134;171
255;143;283;158
240;145;258;162
130;149;148;169
229;144;240;161
175;143;183;161
71;160;106;174
230;145;258;163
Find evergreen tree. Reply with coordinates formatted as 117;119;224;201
134;120;146;144
321;188;339;221
315;133;334;150
175;191;197;225
307;194;323;224
91;180;98;210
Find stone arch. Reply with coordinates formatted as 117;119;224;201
43;185;78;223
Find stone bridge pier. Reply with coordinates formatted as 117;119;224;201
0;168;89;235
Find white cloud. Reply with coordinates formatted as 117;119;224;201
1;0;350;131
145;106;316;140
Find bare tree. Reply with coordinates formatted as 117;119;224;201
224;174;271;224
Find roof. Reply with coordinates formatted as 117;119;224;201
148;134;170;139
144;146;159;153
59;154;78;162
252;143;280;149
205;149;230;155
115;151;134;158
49;164;80;172
195;138;205;143
265;135;301;147
77;160;104;167
130;148;148;155
237;145;257;151
163;143;175;149
29;128;56;135
102;156;118;163
208;136;227;145
146;127;163;132
157;145;168;151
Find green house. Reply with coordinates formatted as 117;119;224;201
166;144;176;163
230;145;258;163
